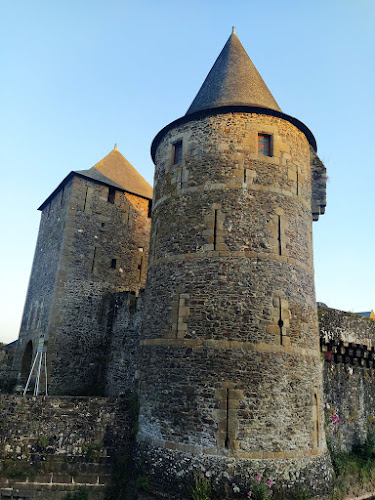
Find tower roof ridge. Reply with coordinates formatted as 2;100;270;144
186;30;281;115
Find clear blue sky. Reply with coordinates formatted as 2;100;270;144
1;0;374;343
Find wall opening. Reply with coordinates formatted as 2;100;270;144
108;187;116;204
21;340;33;379
213;210;218;250
278;298;284;345
83;187;88;211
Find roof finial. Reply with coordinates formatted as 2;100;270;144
232;26;236;34
114;143;117;150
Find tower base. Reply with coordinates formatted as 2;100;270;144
136;443;333;499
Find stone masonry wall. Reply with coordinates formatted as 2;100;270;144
319;306;375;451
139;111;331;497
12;178;74;384
14;174;151;396
104;291;143;396
0;395;133;499
0;343;17;393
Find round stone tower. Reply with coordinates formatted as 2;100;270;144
138;30;331;496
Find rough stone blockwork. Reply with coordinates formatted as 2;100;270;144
320;307;375;451
0;396;133;499
13;171;150;396
139;106;332;497
0;344;17;393
104;291;143;396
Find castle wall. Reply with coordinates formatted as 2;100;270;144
139;112;331;496
46;176;150;395
319;307;375;451
104;291;143;397
0;395;134;499
0;343;17;392
12;179;74;382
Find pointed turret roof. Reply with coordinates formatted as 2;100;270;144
186;28;281;115
77;147;153;200
151;31;317;161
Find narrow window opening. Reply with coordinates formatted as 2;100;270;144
296;166;299;196
225;388;230;449
83;187;88;212
148;200;152;218
138;257;143;280
111;258;117;269
278;215;282;256
258;134;272;157
243;169;247;184
173;140;183;165
180;167;184;189
213;210;218;250
176;294;181;339
314;392;319;448
278;298;284;345
108;187;116;204
91;247;97;273
101;222;105;228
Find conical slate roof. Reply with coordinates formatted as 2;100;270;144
186;29;281;115
83;147;153;199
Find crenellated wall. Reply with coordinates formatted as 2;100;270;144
319;306;375;451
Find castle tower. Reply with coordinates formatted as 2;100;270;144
13;147;152;395
138;31;330;494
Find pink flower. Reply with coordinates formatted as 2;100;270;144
266;479;274;487
247;492;252;498
268;490;273;496
254;473;262;484
330;414;342;424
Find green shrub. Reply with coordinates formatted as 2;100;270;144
190;474;212;500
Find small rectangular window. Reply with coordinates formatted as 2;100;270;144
108;187;116;204
258;134;272;157
111;259;117;269
148;200;152;218
173;141;183;165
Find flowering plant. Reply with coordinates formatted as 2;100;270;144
330;413;342;424
246;473;274;500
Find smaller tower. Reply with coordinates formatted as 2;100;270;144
13;147;152;395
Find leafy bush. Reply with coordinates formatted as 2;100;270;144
190;474;212;500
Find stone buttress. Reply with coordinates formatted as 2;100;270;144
138;30;331;495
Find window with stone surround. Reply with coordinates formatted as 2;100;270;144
258;133;272;157
173;140;183;164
